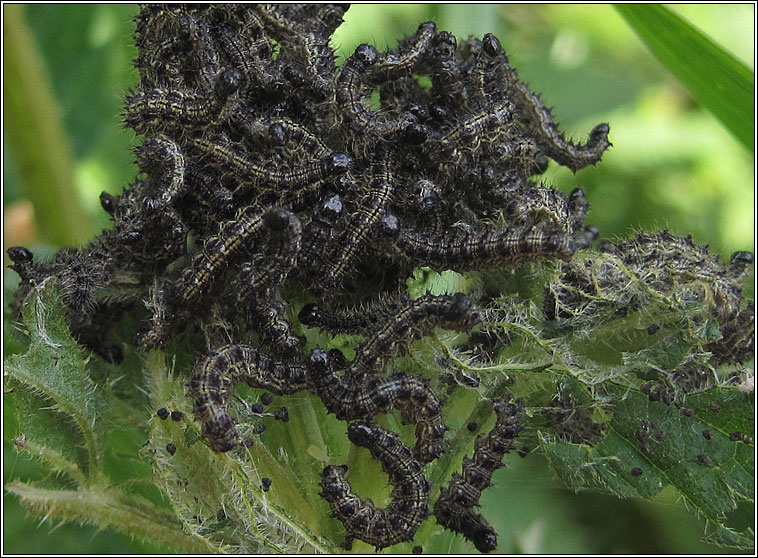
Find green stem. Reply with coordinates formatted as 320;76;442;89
5;482;217;554
227;453;335;554
2;4;93;246
13;436;88;487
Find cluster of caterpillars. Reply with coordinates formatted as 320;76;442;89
9;4;751;553
544;230;755;386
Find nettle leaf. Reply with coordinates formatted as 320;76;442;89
541;383;754;549
5;5;753;555
144;351;339;554
4;282;106;481
8;387;89;486
3;284;225;553
5;481;216;554
622;331;698;371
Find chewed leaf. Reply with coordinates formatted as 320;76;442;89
685;389;754;436
4;282;106;480
622;331;699;371
3;4;753;554
704;522;755;549
540;436;667;500
542;382;754;549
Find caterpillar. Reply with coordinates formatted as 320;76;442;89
173;205;271;305
245;298;303;356
190;343;310;452
317;158;395;292
343;293;482;380
237;209;302;300
433;101;515;159
189;134;351;203
215;21;282;94
373;21;437;79
177;13;222;94
298;292;413;335
232;112;333;158
297;192;346;277
428;31;466;108
496;184;589;238
282;31;336;98
135;134;187;217
434;395;523;553
466;33;509;107
319;421;430;550
390;225;576;272
123;69;241;134
514;82;611;172
135;280;174;350
335;43;418;139
309;349;447;463
134;207;288;348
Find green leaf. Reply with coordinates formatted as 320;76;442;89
4;282;106;482
542;383;754;550
8;388;89;486
615;4;754;153
11;436;88;487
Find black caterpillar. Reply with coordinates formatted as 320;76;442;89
337;292;481;380
434;395;523;552
189;344;310;452
319;421;430;550
309;349;447;464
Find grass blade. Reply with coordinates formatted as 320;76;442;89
615;4;754;153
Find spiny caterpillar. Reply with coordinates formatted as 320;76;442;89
308;348;448;464
189;344;310;452
434;396;523;552
319;421;430;550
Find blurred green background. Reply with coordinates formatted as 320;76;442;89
3;4;754;554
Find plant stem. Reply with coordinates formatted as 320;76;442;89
3;4;94;246
5;482;218;554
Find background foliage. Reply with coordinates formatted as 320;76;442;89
3;4;754;554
